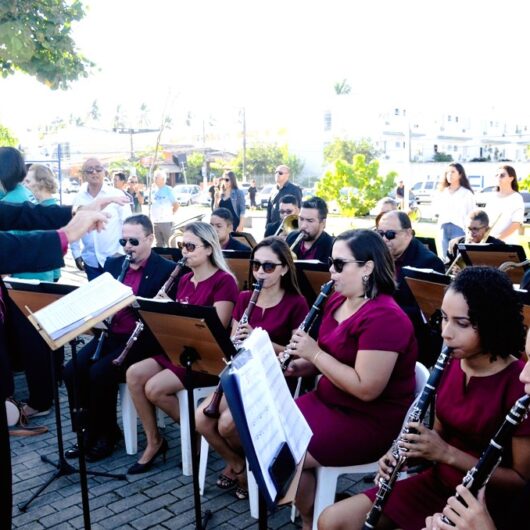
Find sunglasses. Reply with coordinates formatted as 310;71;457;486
119;238;140;246
250;260;283;273
275;171;284;175
467;225;486;232
328;257;365;273
221;177;231;182
375;229;404;241
497;173;509;178
84;166;104;174
178;241;205;252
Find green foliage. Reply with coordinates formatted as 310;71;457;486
0;0;93;89
108;159;148;182
433;152;453;162
232;143;304;181
518;174;530;192
316;155;396;216
185;152;205;183
0;123;18;146
323;138;380;164
333;79;351;95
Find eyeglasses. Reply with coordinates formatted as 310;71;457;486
467;225;487;232
375;229;405;241
178;241;205;252
84;166;104;174
119;238;140;246
328;257;365;273
221;177;230;182
497;173;509;178
275;171;284;175
250;260;283;273
128;180;138;184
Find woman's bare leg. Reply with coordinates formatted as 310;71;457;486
318;493;374;530
296;452;321;530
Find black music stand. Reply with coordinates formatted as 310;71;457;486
222;250;251;291
5;280;127;527
416;236;438;256
152;246;183;263
458;243;528;283
295;260;331;305
136;299;237;530
232;231;257;248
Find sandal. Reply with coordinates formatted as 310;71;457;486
216;473;237;490
235;486;248;500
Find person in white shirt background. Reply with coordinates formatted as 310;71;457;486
485;165;524;245
71;158;132;280
150;170;178;247
434;163;476;257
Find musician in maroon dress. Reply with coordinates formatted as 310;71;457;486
283;229;418;530
125;222;238;474
318;267;530;530
196;237;309;499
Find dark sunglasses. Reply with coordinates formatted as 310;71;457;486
178;241;204;252
375;229;404;241
84;166;104;174
221;177;231;182
250;260;283;273
119;238;140;246
275;171;284;175
328;257;365;273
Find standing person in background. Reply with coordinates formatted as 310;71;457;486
71;158;132;280
395;180;405;209
208;177;219;212
435;163;475;256
215;170;246;232
126;175;144;213
0;146;37;205
265;165;302;234
150;170;178;247
264;194;301;237
248;179;257;209
485;165;524;244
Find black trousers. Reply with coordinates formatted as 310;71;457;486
0;324;12;529
62;333;147;442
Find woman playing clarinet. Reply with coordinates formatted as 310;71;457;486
125;222;239;474
285;229;418;530
318;266;530;530
195;237;309;499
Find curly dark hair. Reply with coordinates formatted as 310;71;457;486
449;267;526;360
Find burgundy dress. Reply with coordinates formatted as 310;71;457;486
296;293;417;466
365;358;530;530
153;269;239;385
233;290;308;347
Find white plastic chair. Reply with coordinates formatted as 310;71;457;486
307;361;430;529
119;383;216;475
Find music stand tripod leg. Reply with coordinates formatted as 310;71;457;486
181;347;212;530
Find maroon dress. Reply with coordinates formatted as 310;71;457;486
365;358;530;530
296;293;417;466
153;269;239;385
233;290;308;347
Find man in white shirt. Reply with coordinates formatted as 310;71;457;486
150;170;178;247
71;158;132;280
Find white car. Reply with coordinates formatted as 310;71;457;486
172;184;201;206
475;186;530;223
256;184;275;208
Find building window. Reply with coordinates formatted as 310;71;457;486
395;141;401;148
323;111;332;131
394;108;399;116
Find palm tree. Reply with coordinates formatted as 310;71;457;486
334;79;352;95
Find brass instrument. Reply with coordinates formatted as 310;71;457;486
203;279;265;418
91;253;132;362
273;214;299;237
499;258;530;273
112;257;187;367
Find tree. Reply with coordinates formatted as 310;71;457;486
323;138;380;164
184;152;205;183
88;99;100;122
0;123;18;146
433;152;453;162
316;154;396;216
232;143;304;182
0;0;93;89
334;79;351;95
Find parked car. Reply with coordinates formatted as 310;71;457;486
475;186;530;223
62;179;80;193
410;180;437;204
256;184;275;209
172;184;201;206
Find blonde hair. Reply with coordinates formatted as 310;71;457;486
184;222;235;278
28;164;58;194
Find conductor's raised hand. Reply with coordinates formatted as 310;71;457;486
62;210;110;243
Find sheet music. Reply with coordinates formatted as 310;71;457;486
33;273;133;340
231;328;313;501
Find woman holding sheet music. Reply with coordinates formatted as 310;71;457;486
283;229;418;530
125;222;238;474
195;236;308;499
318;267;530;530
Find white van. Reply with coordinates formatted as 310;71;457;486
410;181;437;204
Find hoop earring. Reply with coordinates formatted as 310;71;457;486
362;275;370;300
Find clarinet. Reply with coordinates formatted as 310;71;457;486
441;393;530;526
91;253;132;362
111;257;188;367
203;278;264;419
362;345;454;530
279;280;335;372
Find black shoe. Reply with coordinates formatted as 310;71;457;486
86;438;116;462
64;443;81;460
127;438;168;475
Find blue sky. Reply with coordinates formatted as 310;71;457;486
1;0;528;141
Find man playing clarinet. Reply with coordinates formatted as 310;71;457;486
62;214;177;462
